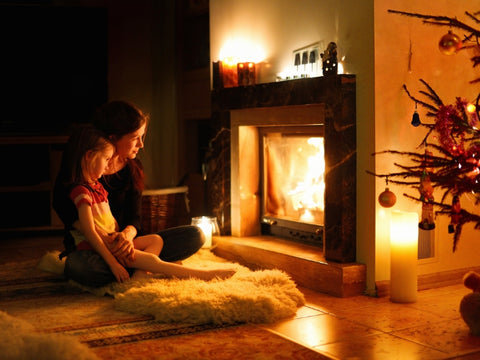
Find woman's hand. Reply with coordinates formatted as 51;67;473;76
109;261;130;283
108;227;136;266
96;225;136;267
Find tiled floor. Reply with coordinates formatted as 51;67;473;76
266;285;480;359
2;235;480;359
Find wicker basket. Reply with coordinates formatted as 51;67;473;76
141;186;191;233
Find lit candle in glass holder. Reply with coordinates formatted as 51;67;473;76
390;210;418;303
191;216;220;249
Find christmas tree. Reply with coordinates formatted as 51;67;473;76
371;9;480;251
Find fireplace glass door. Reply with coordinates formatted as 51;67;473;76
260;126;324;245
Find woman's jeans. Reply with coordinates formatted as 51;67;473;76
64;225;205;288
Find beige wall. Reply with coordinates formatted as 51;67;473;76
211;0;480;294
375;0;480;280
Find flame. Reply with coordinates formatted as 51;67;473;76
300;209;315;222
287;137;325;222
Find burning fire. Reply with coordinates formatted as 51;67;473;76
265;135;325;225
287;137;325;222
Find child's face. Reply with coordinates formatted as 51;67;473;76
115;123;146;160
88;145;115;181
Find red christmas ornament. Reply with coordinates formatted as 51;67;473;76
438;31;462;55
378;187;397;208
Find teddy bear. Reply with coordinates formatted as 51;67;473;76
460;271;480;335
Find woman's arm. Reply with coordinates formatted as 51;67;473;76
77;203;130;283
96;225;136;266
101;162;141;263
103;161;143;233
110;227;136;264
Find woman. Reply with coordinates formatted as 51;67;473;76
53;101;206;287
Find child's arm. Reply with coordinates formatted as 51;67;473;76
77;203;130;283
75;220;120;259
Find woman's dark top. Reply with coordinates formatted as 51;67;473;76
101;162;142;233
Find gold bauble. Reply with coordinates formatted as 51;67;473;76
438;31;462;55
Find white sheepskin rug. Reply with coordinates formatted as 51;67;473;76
115;268;304;325
0;311;99;360
38;249;305;325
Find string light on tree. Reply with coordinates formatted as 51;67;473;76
467;103;477;114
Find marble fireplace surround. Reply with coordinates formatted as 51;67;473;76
209;75;365;296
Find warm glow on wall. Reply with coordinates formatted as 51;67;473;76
218;38;266;64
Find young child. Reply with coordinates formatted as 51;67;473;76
65;126;236;283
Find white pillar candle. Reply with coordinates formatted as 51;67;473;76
390;210;418;303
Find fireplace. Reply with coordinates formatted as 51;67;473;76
231;105;325;247
208;75;356;263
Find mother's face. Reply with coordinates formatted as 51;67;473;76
115;123;146;159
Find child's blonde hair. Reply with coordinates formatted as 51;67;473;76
63;125;114;186
81;137;114;183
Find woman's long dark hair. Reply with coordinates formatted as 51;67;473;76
92;101;148;191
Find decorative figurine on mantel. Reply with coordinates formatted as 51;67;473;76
321;42;338;76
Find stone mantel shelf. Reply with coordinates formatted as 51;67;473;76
212;74;356;111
